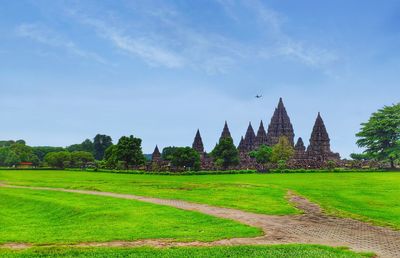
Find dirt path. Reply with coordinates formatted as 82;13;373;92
1;183;399;258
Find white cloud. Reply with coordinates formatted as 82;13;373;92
218;0;339;70
76;18;185;68
62;0;338;73
16;23;107;64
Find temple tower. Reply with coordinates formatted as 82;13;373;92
219;121;232;141
255;120;268;148
266;98;295;146
243;122;256;151
306;113;340;161
192;129;205;153
151;145;161;162
237;136;246;153
294;137;306;160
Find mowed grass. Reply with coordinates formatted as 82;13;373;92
0;245;373;258
0;187;261;244
0;170;399;229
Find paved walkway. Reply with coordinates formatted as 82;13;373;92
1;183;399;257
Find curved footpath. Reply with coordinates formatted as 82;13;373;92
0;183;399;258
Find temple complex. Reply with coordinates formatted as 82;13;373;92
152;98;340;169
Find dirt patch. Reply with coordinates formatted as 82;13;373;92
1;243;32;250
0;183;399;257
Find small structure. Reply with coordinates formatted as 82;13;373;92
306;113;340;162
17;162;33;168
151;145;161;162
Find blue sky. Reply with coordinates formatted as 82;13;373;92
0;0;399;157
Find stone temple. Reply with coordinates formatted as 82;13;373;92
152;98;340;169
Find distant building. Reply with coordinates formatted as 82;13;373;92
17;162;33;168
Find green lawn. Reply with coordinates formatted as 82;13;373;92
0;187;260;244
0;245;373;258
0;170;399;229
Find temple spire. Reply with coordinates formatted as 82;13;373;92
152;145;161;161
219;121;232;141
295;137;305;151
306;113;340;161
238;136;245;153
255;120;268;148
192;129;204;153
266;97;295;146
243;122;256;151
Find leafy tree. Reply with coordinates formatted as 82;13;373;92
93;134;113;160
0;148;20;167
356;103;400;168
249;144;273;170
168;147;200;171
211;138;239;169
277;160;287;170
71;151;95;167
0;141;40;167
326;160;336;170
106;135;145;169
271;136;294;163
104;145;117;168
161;146;178;161
66;139;94;153
350;153;372;161
9;143;39;165
15;139;26;145
44;151;71;169
0;140;16;147
32;146;65;161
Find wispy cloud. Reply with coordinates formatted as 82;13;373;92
61;0;338;74
218;0;338;70
16;23;107;64
65;5;244;73
74;17;185;68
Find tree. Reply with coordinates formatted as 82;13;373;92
66;139;94;153
350;153;372;161
211;138;239;169
44;151;71;169
32;146;65;161
104;145;117;168
0;148;20;167
0;140;16;147
271;136;294;163
71;151;95;168
93;134;113;160
249;144;273;170
106;135;145;169
356;103;400;168
9;142;39;166
163;147;200;171
161;146;178;161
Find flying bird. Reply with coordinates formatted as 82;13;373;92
255;94;262;99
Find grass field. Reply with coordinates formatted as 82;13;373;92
0;170;399;229
0;187;260;244
0;245;373;257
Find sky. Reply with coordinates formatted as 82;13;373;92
0;0;399;157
